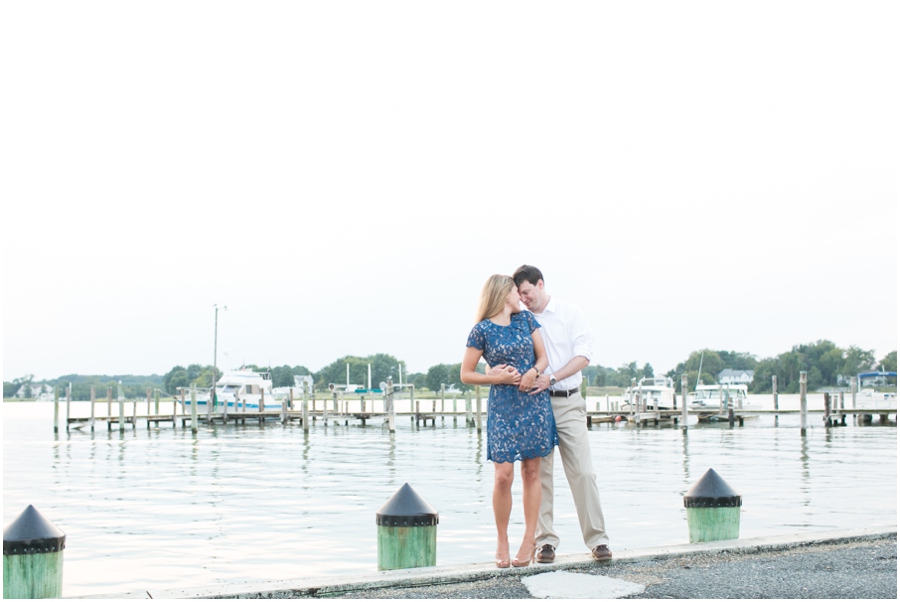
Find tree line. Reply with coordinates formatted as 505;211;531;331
5;342;896;399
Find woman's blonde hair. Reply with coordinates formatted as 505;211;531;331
476;274;515;323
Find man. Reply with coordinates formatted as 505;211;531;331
512;264;611;563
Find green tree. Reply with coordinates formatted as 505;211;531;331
642;363;654;378
877;351;896;373
163;366;191;394
425;364;452;393
841;346;875;377
316;354;405;390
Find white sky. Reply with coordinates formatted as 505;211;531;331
3;1;897;381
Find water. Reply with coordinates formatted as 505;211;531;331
3;397;896;597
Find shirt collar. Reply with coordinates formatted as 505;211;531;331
537;295;556;316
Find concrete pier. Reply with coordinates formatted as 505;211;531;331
75;525;896;599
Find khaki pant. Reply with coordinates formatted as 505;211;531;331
536;391;609;550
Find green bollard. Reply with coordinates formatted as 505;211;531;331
3;505;66;598
376;483;438;571
683;468;741;543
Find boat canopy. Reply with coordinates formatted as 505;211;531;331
857;371;897;378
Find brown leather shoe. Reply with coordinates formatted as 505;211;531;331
591;544;613;560
535;544;555;563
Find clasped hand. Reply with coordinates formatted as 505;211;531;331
488;364;541;393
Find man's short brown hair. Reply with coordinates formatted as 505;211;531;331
513;265;543;288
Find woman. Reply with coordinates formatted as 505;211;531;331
460;274;557;568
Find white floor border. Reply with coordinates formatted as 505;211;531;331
76;525;897;599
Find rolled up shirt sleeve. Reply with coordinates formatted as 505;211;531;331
570;305;594;363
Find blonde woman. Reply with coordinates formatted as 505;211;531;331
461;274;557;568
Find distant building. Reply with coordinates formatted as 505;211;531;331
718;369;754;385
15;383;51;399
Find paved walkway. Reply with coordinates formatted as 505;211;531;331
79;526;896;599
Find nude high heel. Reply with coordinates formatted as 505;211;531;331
511;543;536;567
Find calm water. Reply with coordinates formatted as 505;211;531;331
3;397;896;597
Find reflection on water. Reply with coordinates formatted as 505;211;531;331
3;401;896;597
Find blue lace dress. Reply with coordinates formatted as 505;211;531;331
466;311;557;463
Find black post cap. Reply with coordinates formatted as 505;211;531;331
3;505;66;555
376;483;439;527
683;468;742;508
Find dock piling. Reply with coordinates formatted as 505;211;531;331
90;386;96;431
190;384;198;434
683;468;741;543
681;375;689;433
475;386;483;434
3;505;66;599
799;371;808;436
375;483;438;571
53;387;59;433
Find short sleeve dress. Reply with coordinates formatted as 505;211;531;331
466;311;558;463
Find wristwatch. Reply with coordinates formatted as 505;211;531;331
549;374;557;386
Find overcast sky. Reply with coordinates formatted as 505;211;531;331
3;1;897;382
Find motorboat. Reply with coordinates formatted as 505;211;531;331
185;368;276;411
622;377;676;411
689;384;760;411
855;371;897;410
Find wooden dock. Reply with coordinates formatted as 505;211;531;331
52;381;895;434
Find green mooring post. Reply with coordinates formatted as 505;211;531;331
683;468;741;543
3;505;66;598
376;483;438;571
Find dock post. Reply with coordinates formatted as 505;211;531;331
53;387;59;433
155;388;160;414
106;384;111;416
207;386;213;422
415;400;420;425
772;375;779;426
131;390;137;428
66;385;71;432
289;388;294;412
727;390;735;427
799;371;808;436
180;388;186;416
681;375;689;434
387;377;395;433
302;385;310;433
281;400;288;425
322;391;328;426
146;388;152;423
453;395;458;425
117;388;124;432
465;391;472;426
376;483;438;571
475;385;483;434
440;384;445;417
851;378;857;412
839;391;846;425
823;392;831;426
3;505;66;599
90;386;96;431
683;468;741;543
190;384;198;434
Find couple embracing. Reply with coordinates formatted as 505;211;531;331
460;265;612;568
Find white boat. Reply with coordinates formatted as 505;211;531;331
855;371;897;410
689;384;760;411
622;377;676;411
186;368;276;411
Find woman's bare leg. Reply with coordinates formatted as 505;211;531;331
493;462;514;562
